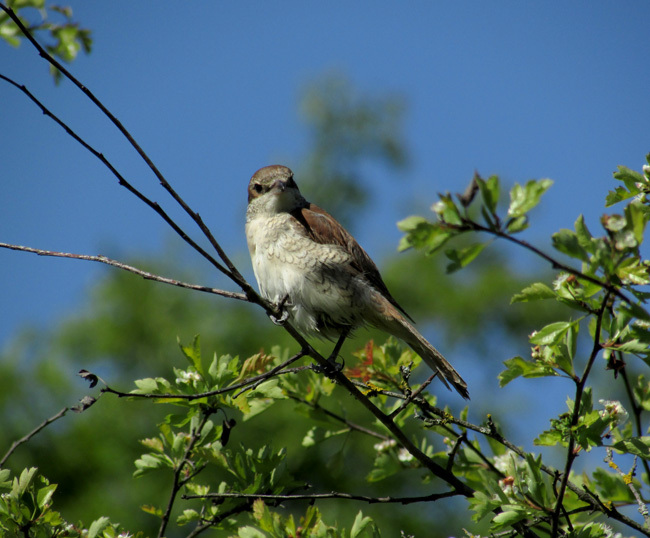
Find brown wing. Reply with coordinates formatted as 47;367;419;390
290;203;414;322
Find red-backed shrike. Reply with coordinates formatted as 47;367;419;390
245;165;468;399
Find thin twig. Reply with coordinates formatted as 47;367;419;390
464;220;635;309
604;448;650;528
1;407;68;467
158;410;213;538
231;349;308;398
97;365;311;402
550;292;609;537
182;490;461;504
388;372;436;419
446;432;467;471
287;394;391;442
620;362;650;480
0;242;247;302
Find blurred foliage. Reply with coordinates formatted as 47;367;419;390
297;74;408;229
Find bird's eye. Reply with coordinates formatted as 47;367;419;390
254;184;263;193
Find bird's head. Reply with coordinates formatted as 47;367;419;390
247;165;305;214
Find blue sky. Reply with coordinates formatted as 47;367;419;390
1;1;649;429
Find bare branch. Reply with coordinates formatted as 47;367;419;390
0;242;247;302
1;407;68;467
604;448;650;528
94;355;309;402
182;489;461;505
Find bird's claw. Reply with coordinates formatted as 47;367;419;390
269;295;290;325
312;356;345;377
269;309;289;326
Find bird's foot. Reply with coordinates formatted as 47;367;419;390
269;295;290;325
312;355;345;377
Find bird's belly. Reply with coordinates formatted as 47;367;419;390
251;235;367;337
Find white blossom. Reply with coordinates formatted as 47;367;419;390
599;399;629;426
397;448;414;462
175;371;201;384
373;439;396;452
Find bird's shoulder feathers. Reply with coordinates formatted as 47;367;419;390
289;203;413;321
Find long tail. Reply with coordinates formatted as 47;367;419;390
369;295;469;399
393;318;469;399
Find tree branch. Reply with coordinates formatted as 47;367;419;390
464;220;635;309
604;448;650;528
550;292;609;536
182;489;462;505
158;409;213;538
0;407;68;467
0;242;247;302
287;393;391;442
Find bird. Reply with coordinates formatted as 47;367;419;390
245;165;469;399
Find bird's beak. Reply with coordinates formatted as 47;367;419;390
271;179;286;193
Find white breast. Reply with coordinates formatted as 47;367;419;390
246;213;366;336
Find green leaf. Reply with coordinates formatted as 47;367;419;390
606;165;645;206
367;452;401;482
614;165;645;190
534;429;564;447
397;217;453;254
611;436;650;459
14;467;37;496
179;335;203;375
626;200;650;245
507;178;553;218
36;483;56;509
444;243;486;273
530;321;576;345
616;257;650;285
88;516;111;538
396;215;427;232
177;508;200;525
574;214;594;251
133;377;161;393
350;511;376;538
606;186;638;207
238;527;267;538
505;215;528;233
498;356;558;387
432;195;463;226
492;508;526;528
551;229;589;261
511;282;556;303
592;468;636;503
10;0;47;9
476;174;500;215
